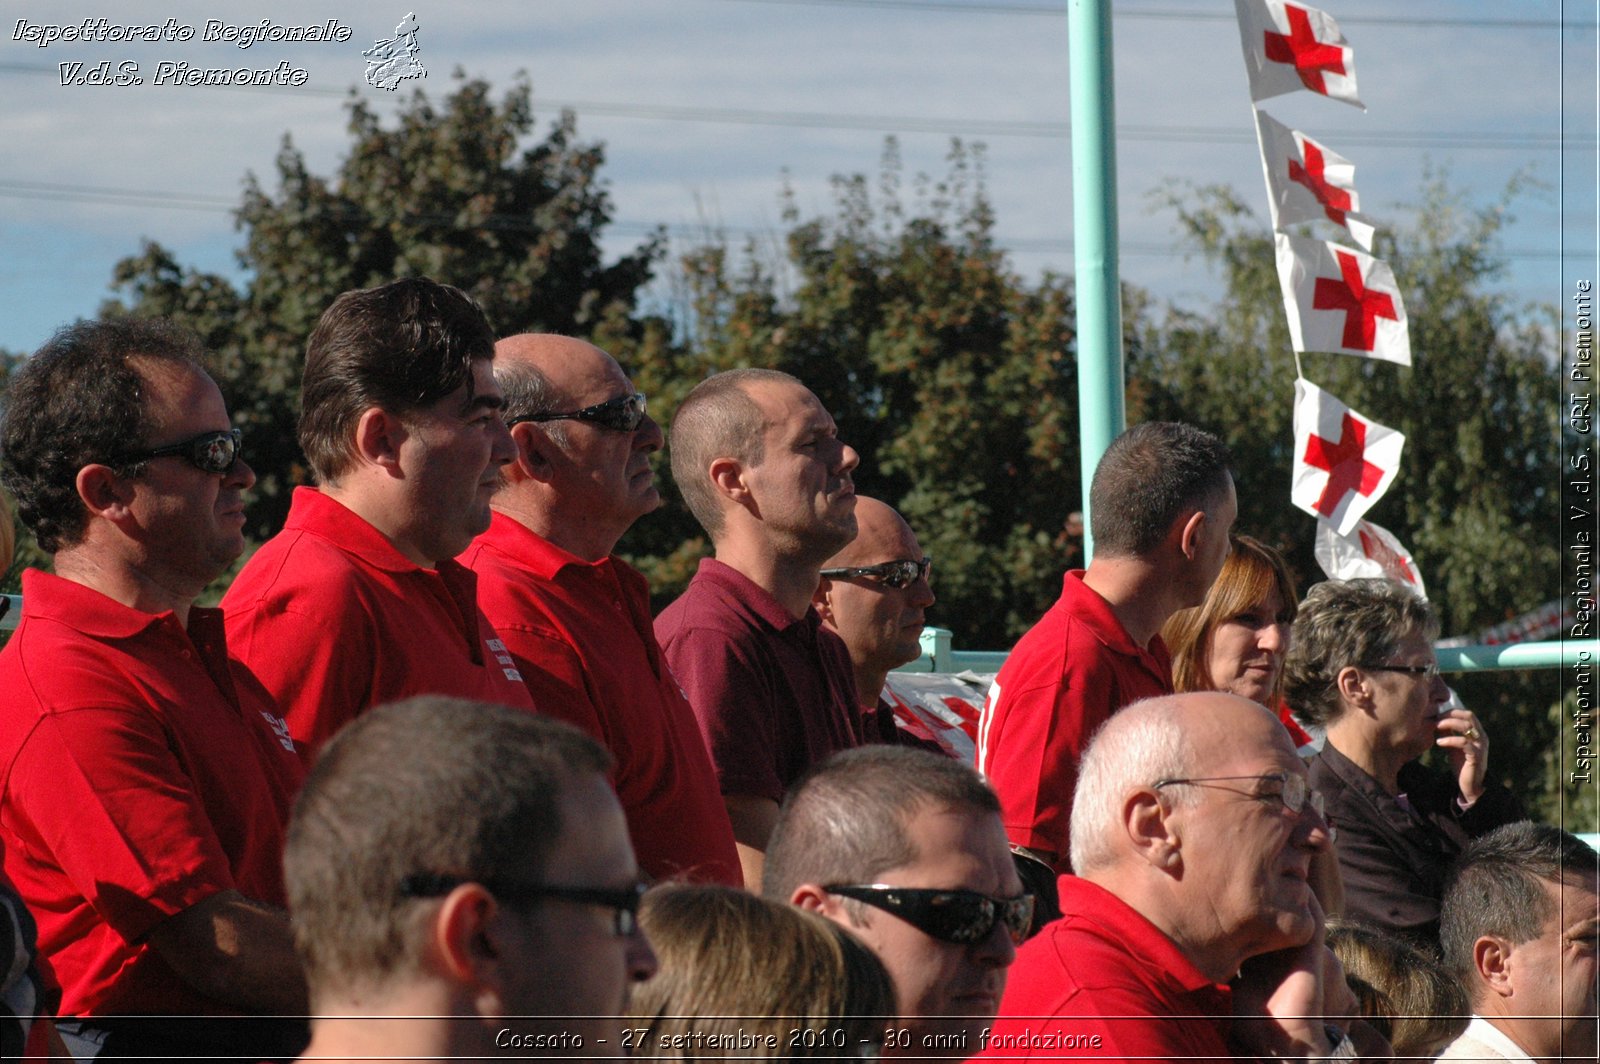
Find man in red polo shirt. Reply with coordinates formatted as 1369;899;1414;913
656;369;863;889
0;319;307;1059
984;693;1356;1064
460;333;740;886
224;278;532;757
978;421;1235;892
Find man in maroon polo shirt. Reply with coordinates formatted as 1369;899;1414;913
224;278;532;758
984;693;1355;1064
977;422;1235;893
656;369;862;889
460;333;740;886
0;318;307;1059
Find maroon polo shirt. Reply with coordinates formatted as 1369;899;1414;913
223;487;533;759
462;513;740;886
0;570;303;1017
655;558;861;803
977;571;1172;868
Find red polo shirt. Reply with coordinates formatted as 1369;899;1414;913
655;559;861;803
461;513;740;885
976;571;1172;868
223;487;533;759
0;570;303;1017
983;875;1236;1063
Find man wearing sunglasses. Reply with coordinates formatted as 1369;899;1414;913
979;422;1235;888
986;692;1353;1063
814;497;942;751
658;369;864;889
286;696;658;1061
224;279;533;760
461;333;740;887
766;746;1025;1061
0;319;309;1058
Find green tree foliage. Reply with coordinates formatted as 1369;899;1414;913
1134;176;1566;819
101;74;661;541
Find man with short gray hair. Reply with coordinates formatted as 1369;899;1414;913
1437;821;1599;1063
986;692;1352;1062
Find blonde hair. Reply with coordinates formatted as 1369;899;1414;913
1161;534;1298;703
632;885;894;1061
1327;920;1468;1057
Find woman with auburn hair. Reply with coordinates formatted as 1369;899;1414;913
631;884;894;1062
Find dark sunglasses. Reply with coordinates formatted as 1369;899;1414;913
824;884;1034;946
508;392;647;433
819;556;932;590
121;428;243;475
400;872;647;937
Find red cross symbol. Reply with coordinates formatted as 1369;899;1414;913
1288;141;1351;226
1263;3;1347;95
1357;527;1417;584
1303;413;1384;518
1312;250;1396;351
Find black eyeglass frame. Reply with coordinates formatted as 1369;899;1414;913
818;556;932;590
822;883;1034;946
119;428;243;475
1151;772;1332;835
507;392;647;433
399;872;647;936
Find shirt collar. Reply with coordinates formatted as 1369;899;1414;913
286;486;437;574
696;557;817;634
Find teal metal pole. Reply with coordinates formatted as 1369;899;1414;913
1068;0;1125;564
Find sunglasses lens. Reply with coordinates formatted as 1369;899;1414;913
194;431;240;473
591;393;646;431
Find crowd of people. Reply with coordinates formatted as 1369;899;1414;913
0;276;1592;1064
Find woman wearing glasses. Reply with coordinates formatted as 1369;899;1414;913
1283;578;1523;947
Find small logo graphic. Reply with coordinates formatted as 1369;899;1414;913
260;711;297;753
363;12;424;91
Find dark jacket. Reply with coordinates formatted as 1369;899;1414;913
1308;740;1524;948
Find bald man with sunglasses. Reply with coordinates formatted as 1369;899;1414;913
765;746;1028;1063
0;319;308;1059
461;334;741;887
814;497;943;753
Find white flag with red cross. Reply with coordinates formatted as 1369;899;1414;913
1255;111;1376;250
1313;518;1427;598
1275;233;1410;365
1292;379;1404;536
1234;0;1363;109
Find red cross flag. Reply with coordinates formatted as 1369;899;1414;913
1234;0;1363;109
1255;111;1375;250
1292;379;1404;536
1313;518;1428;598
1275;233;1410;365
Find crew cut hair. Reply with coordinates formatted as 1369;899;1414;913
761;745;1000;904
284;696;612;1000
1;317;208;553
1088;421;1234;558
668;368;794;538
298;277;495;484
1439;821;1598;994
1283;578;1438;727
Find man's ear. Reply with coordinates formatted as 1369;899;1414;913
509;421;557;484
1125;788;1182;871
790;883;837;917
1473;935;1515;998
709;457;751;507
352;407;410;473
75;463;136;521
813;578;836;623
429;884;499;984
1176;509;1206;561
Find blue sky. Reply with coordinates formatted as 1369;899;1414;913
0;0;1595;354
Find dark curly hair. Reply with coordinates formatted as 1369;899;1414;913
1;317;207;554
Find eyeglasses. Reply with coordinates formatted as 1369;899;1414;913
399;873;648;937
1359;661;1441;679
508;392;648;433
823;884;1034;946
1152;772;1331;834
818;557;932;590
121;428;243;475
